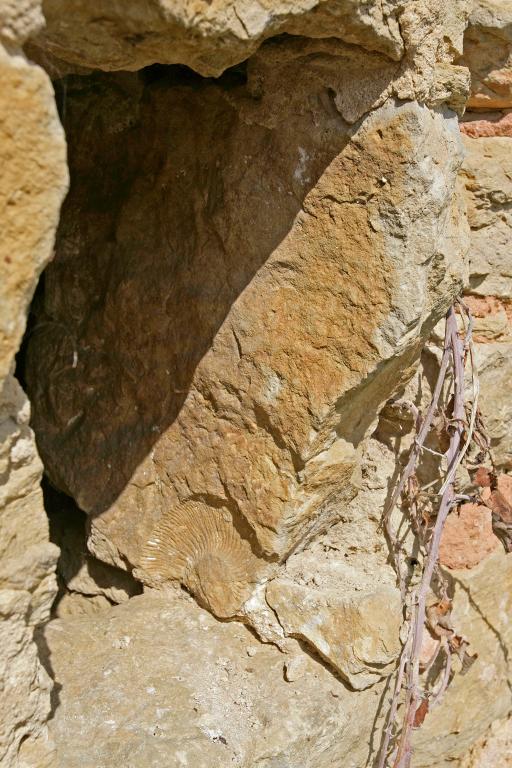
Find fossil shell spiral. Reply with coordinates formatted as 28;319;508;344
141;500;261;618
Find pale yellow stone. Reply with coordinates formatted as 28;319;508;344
414;550;512;766
0;39;67;382
460;137;512;468
41;556;512;767
461;136;512;299
459;716;512;767
266;576;402;689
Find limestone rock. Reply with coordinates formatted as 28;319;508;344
0;376;60;768
459;137;512;468
30;0;469;88
31;0;404;75
0;1;68;764
283;654;309;682
43;591;384;768
472;343;512;469
414;549;512;766
46;484;142;607
459;716;512;767
420;315;512;472
259;437;402;688
25;45;468;620
461;136;512;298
141;500;263;618
463;299;512;470
42;557;512;768
0;14;68;383
463;295;511;342
53;591;113;618
462;0;512;109
0;0;44;47
266;573;401;689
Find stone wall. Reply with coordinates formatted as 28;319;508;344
1;1;512;766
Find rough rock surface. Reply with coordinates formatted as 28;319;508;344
450;30;512;749
459;717;512;767
413;549;512;766
461;135;512;299
0;376;59;768
0;2;67;383
29;0;471;92
0;1;68;765
266;575;401;689
43;550;512;768
459;135;512;469
25;45;468;632
43;590;384;768
4;1;512;766
45;484;142;610
260;438;403;689
461;0;512;109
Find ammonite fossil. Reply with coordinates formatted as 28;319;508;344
141;500;261;618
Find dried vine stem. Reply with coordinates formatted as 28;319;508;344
377;302;473;768
381;327;452;597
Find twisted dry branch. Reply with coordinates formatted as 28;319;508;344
377;302;475;768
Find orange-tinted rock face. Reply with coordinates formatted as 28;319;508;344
481;472;512;509
462;294;512;342
439;503;499;570
460;111;512;138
